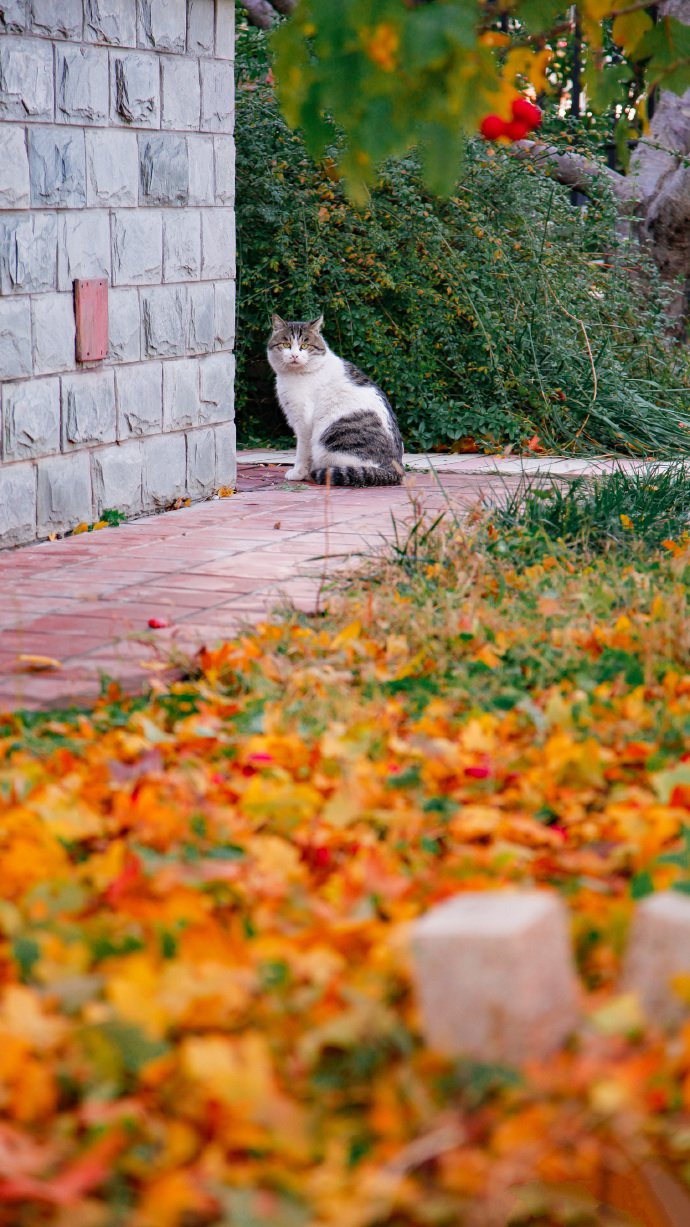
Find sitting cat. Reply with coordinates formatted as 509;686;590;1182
267;314;404;486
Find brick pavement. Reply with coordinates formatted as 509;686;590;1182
0;453;644;711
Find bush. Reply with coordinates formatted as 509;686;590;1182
235;20;690;456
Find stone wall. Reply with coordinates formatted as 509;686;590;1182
0;0;236;547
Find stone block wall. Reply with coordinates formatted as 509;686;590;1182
0;0;236;547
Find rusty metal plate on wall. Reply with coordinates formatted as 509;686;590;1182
74;278;109;363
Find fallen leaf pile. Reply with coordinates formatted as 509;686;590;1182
3;525;690;1225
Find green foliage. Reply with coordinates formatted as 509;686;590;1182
270;0;690;198
487;464;690;562
235;23;690;456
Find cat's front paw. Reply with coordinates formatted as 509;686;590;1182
285;466;309;481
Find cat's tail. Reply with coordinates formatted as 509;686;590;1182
311;463;403;488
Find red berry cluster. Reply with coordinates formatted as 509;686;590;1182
480;97;542;142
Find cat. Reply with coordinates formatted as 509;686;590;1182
267;314;404;486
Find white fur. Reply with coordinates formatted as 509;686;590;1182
267;331;398;481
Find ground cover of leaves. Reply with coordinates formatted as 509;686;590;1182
4;505;690;1226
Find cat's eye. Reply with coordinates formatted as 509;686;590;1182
299;342;308;350
281;341;291;348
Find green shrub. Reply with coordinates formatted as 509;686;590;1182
235;20;690;456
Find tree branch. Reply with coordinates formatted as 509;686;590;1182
240;0;282;29
509;139;633;203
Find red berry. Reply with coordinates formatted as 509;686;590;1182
148;617;170;629
504;119;531;142
512;97;542;129
480;114;507;141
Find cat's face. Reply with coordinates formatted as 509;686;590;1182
267;315;326;373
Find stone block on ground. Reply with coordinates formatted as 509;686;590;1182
187;426;215;498
410;890;580;1065
91;440;143;515
0;461;36;547
163;358;200;430
214;420;236;489
142;430;186;508
37;451;92;535
623;892;690;1028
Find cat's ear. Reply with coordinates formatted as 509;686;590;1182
271;313;287;332
307;314;324;333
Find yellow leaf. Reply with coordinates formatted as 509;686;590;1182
583;0;613;18
613;9;653;54
16;654;62;672
590;993;646;1036
331;620;362;649
72;522;90;535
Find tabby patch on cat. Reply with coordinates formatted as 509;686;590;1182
267;314;404;487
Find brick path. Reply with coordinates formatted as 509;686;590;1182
0;453;646;711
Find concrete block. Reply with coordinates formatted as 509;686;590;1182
200;59;234;133
138;0;186;52
112;50;160;127
0;1;27;33
163;211;201;282
57;211;110;291
139;134;189;206
32;293;76;375
214;279;235;350
185;283;215;353
0;212;57;293
112;210;162;285
199;351;234;423
92;440;143;515
30;0;82;38
85;0;137;46
57;45;109;126
187;426;215;498
187;0;214;54
29;129;86;209
162;56;200;130
0;127;30;208
163;356;200;430
86;129;138;207
188;135;214;205
37;451;92;536
410;891;580;1065
142;430;186;509
214;419;236;489
0;36;53;121
108;288;140;363
62;369;117;447
0;297;32;379
214;134;235;204
0;461;36;547
116;361;162;436
141;285;186;358
623;892;690;1028
215;0;235;60
201;208;234;279
3;376;60;459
